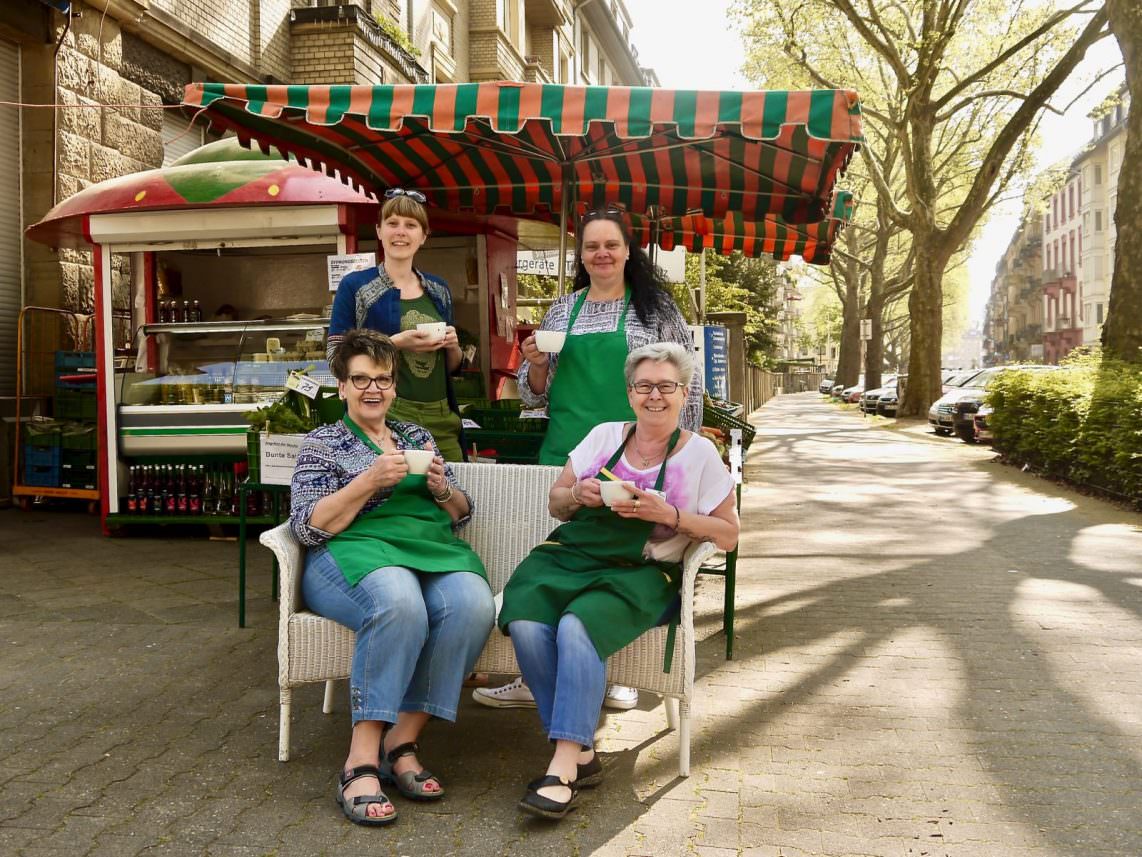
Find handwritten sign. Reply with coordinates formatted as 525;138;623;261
286;371;321;400
260;433;306;486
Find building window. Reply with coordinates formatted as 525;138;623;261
1069;234;1075;272
431;5;453;52
1094;164;1102;185
1083;211;1089;237
1068;185;1074;219
1096;303;1104;324
1095;210;1103;232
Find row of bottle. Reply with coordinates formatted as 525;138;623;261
158;300;204;324
123;463;284;517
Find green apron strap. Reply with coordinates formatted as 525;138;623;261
343;414;419;454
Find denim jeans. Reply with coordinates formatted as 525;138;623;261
302;547;494;725
508;614;607;748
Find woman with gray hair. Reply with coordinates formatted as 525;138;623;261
496;341;740;819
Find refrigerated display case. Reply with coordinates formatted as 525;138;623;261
118;318;334;457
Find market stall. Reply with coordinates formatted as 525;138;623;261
25;138;520;531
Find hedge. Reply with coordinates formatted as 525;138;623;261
986;353;1142;506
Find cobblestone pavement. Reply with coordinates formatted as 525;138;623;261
1;392;1140;857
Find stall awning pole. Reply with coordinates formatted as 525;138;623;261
557;167;572;296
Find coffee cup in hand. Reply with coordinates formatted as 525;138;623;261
403;449;434;475
534;330;567;353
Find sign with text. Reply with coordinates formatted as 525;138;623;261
703;325;730;400
515;246;687;283
327;252;377;292
285;371;321;400
259;433;305;485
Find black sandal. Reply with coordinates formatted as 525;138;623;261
379;741;445;801
336;765;398;826
576;753;603;789
519;774;579;819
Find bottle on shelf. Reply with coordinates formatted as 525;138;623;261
171;301;183;323
192;299;203;322
183;300;192;324
158;301;169;324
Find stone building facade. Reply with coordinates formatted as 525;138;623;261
0;0;650;396
982;208;1043;366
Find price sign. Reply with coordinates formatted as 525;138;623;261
286;371;321;400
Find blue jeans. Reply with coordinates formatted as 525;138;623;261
302;547;495;725
508;615;607;748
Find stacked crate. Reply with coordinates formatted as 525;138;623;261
22;422;62;487
54;351;98;490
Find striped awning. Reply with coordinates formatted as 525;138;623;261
628;191;854;264
182;81;861;260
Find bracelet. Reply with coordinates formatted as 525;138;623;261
432;485;454;503
569;482;583;506
672;504;681;530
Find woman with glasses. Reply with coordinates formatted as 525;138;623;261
476;205;702;713
497;342;740;819
328;188;467;461
290;329;494;826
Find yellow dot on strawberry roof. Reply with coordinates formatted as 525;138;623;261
134;191;146;202
267;184;280;196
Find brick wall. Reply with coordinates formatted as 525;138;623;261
291;24;361;84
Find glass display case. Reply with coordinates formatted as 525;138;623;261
117;318;335;456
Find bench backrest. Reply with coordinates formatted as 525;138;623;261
450;462;563;594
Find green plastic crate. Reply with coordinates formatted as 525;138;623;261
61;424;97;450
702;402;756;451
465;429;545;464
56;391;97;422
24;422;62;448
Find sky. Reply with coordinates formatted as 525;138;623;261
622;0;1125;325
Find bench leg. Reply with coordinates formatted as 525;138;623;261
678;701;691;777
323;679;336;714
278;688;292;762
665;695;679;731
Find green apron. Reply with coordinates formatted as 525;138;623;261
388;397;464;462
537;288;636;466
499;426;683;669
326;416;486;587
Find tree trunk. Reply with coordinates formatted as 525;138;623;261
834;263;862;387
1103;0;1142;362
898;247;949;417
864;296;884;391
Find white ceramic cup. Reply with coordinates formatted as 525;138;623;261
599;481;636;507
417;321;447;341
534;330;567;353
403;449;435;475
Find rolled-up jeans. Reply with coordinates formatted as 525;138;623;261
302;547;494;725
509;614;607;749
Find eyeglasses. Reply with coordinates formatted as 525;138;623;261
348;373;395;391
384;188;427;204
630;380;682;395
582;205;625;221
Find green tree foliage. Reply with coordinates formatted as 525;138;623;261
734;0;1111;414
680;251;785;365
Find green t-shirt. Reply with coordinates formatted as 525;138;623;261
397;294;447;402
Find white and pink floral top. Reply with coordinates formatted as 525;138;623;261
568;421;735;562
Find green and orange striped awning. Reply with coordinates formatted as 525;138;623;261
182;81;861;259
628;191;854;264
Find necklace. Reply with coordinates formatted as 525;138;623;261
632;435;668;468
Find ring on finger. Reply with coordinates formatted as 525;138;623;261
634;499;640;510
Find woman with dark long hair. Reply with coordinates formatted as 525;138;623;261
474;207;702;714
516;206;701;467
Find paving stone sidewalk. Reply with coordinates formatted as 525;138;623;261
1;392;1140;856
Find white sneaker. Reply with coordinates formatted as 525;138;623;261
472;676;536;709
603;684;638;710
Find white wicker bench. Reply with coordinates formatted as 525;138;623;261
259;461;716;775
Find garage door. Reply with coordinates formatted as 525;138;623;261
0;40;20;397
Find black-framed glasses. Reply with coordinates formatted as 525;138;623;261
384;187;427;204
348;373;395;391
630;380;682;395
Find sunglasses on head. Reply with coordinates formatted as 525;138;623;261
384;188;427;204
582;205;625;217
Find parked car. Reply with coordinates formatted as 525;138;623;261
859;375;898;414
934;365;1057;442
842;383;866;403
927;369;987;435
877;388;899;417
819;378;836;394
830;375;865;400
973;403;994;443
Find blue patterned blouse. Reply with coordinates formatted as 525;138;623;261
289;419;474;548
